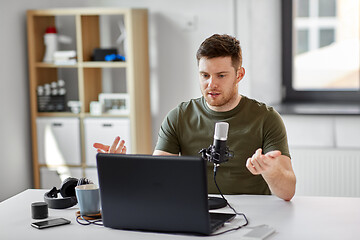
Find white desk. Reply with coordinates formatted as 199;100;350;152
1;189;359;240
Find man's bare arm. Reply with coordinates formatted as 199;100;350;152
153;150;178;156
246;148;296;201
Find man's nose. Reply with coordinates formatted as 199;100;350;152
208;77;217;88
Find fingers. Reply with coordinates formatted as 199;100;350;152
255;148;262;157
247;148;283;176
120;146;127;154
110;137;127;154
246;149;263;175
115;139;126;153
97;148;107;153
93;136;127;154
246;158;259;175
110;136;121;153
246;148;272;175
93;143;110;152
252;148;267;169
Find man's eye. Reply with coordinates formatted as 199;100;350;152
219;74;226;78
201;74;209;78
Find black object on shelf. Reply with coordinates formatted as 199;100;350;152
92;48;118;61
37;95;66;112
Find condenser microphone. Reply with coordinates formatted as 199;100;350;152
199;122;233;165
213;122;229;164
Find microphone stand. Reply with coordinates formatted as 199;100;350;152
199;146;234;210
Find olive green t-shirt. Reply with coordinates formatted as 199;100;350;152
155;95;290;195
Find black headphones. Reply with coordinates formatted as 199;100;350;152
44;177;92;209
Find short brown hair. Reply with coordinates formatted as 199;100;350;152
196;34;242;70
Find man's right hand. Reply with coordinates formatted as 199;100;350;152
93;136;127;154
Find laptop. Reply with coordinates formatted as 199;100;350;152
96;153;235;235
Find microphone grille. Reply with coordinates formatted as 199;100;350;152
214;122;229;140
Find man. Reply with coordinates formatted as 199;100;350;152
94;34;296;201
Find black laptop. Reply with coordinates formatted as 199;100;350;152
96;153;235;235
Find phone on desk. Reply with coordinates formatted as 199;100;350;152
31;218;71;229
242;225;275;240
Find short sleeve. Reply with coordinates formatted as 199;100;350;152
154;107;181;154
262;109;291;158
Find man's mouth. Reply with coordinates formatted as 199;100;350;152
208;92;220;97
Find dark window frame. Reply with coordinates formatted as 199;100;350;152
281;0;360;103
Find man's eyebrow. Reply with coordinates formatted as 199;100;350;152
199;71;230;74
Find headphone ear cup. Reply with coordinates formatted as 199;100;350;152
60;177;79;198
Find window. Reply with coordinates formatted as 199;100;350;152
282;0;360;102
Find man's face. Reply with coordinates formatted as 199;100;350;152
198;56;244;111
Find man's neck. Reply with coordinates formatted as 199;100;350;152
206;94;242;112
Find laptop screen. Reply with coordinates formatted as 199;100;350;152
96;153;212;235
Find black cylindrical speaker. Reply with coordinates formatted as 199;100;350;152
31;202;48;219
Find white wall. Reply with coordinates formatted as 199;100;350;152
0;0;282;201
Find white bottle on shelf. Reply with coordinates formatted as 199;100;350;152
43;27;58;63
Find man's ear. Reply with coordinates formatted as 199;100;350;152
236;67;245;83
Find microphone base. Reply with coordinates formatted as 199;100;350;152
208;196;227;210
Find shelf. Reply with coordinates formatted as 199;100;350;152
35;62;128;68
83;113;130;118
37;112;80;117
82;61;127;68
28;8;152;189
39;164;82;168
29;8;130;16
38;112;130;118
36;62;78;68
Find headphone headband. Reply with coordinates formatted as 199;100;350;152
44;190;77;209
44;177;92;209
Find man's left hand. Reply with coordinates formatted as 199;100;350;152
246;148;296;201
246;148;281;176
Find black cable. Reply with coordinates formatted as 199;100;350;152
210;164;249;236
